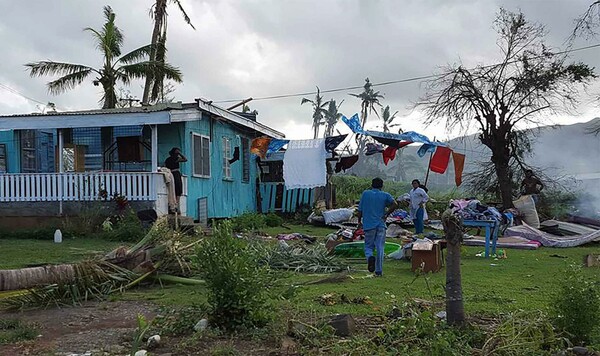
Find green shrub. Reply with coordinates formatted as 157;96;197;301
0;227;66;240
264;213;283;227
231;212;266;232
551;265;600;345
102;209;146;242
194;221;273;330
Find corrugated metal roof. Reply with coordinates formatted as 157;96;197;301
0;102;184;118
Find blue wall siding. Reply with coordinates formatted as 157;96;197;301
0;130;19;173
157;115;258;220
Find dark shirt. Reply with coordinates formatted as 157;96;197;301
164;156;180;170
522;176;543;195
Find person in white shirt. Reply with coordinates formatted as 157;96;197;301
408;179;429;234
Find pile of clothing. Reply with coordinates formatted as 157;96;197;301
385;209;413;226
449;199;504;222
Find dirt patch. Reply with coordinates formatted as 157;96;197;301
0;300;156;355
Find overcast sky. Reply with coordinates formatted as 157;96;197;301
1;0;599;140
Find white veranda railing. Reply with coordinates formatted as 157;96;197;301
0;172;157;202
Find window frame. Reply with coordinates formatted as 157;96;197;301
222;136;232;180
192;133;211;178
0;144;6;173
241;137;250;183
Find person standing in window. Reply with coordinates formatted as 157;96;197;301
164;147;187;213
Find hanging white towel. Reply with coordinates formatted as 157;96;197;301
283;138;327;189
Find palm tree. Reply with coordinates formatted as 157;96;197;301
380;105;400;133
350;78;384;128
301;87;330;139
323;99;344;137
142;0;195;104
25;6;182;109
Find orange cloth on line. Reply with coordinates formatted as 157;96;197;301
250;137;272;158
452;152;466;187
429;146;452;174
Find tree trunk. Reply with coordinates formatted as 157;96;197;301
142;0;167;104
442;209;465;326
0;265;76;291
491;149;513;209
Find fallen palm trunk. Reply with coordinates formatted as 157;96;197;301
0;217;201;309
0;264;76;292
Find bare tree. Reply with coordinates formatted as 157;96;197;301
417;9;595;208
571;1;600;40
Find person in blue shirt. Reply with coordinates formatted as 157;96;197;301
357;178;398;276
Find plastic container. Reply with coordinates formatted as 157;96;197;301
54;229;62;243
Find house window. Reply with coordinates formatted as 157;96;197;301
222;137;232;179
0;144;6;173
20;130;37;173
192;133;210;177
241;138;250;183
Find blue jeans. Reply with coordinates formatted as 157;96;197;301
364;226;386;275
413;207;424;234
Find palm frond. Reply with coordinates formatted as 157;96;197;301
25;61;94;78
301;98;314;105
117;44;154;65
47;68;94;95
251;243;349;274
85;5;123;60
171;0;196;29
118;61;183;83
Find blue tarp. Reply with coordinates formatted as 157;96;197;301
341;113;446;149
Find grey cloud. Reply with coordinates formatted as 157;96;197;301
0;0;597;138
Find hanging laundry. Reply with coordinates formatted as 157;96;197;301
228;147;240;164
267;139;290;156
382;146;397;165
429;146;452;174
335;155;359;173
417;144;436;158
325;134;348;153
283;139;327;189
250;137;272;158
365;143;384;156
452;152;466;187
373;136;413;148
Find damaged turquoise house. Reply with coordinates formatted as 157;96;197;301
0;100;284;226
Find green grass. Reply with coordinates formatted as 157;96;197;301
2;225;599;318
0;319;38;345
0;238;124;269
117;224;600;317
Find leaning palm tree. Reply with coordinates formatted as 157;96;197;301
381;105;401;133
26;5;182;109
350;78;384;128
323;99;344;137
301;87;330;139
142;0;195;104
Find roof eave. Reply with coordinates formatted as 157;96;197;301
195;98;285;139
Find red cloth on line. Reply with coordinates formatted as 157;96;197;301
382;146;398;165
429;146;452;174
398;141;412;148
452;152;466;187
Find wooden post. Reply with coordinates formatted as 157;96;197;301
442;208;465;326
58;128;64;215
151;125;158;173
423;136;436;187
